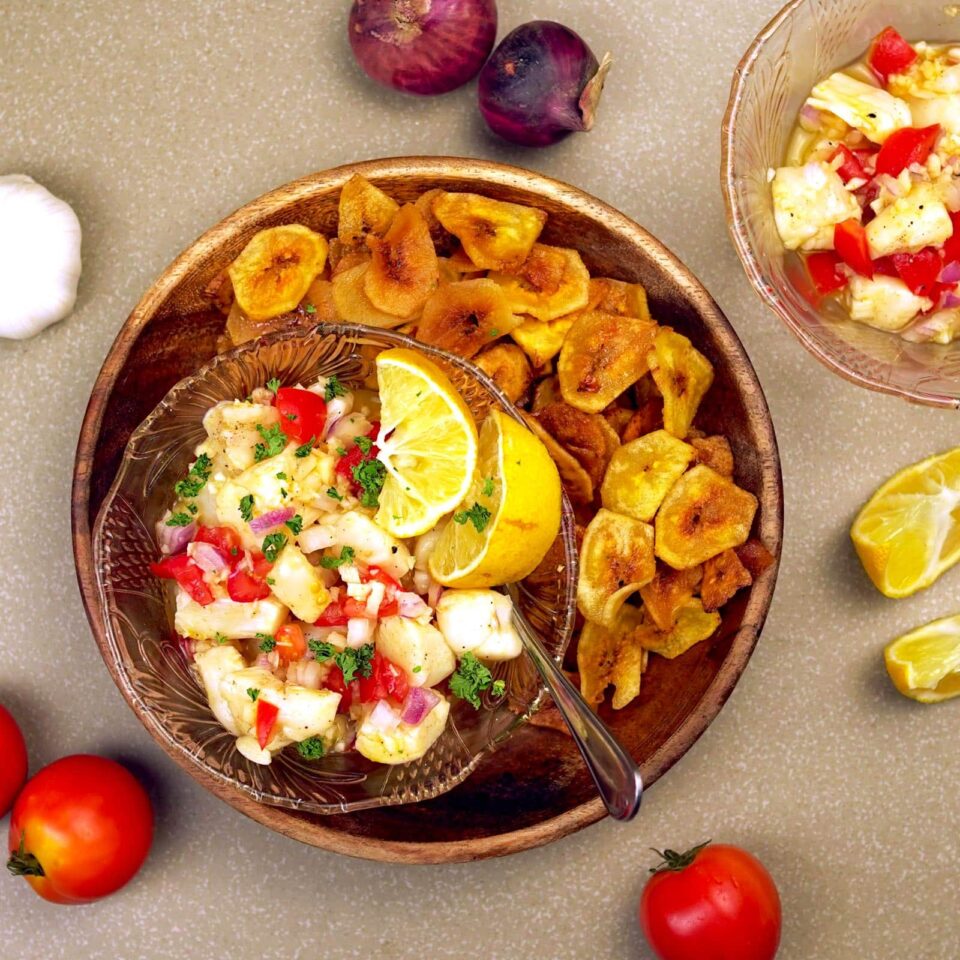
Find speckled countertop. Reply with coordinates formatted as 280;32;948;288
2;1;959;957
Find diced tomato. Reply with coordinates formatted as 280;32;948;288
226;552;273;603
275;387;326;445
324;665;356;712
892;248;943;297
942;211;960;265
872;256;899;277
379;597;399;617
194;526;243;567
315;599;349;627
868;26;918;85
834;220;874;278
150;554;214;606
334;421;382;494
875;125;941;177
805;251;847;295
357;651;410;704
255;698;279;749
829;144;867;183
363;566;401;591
275;623;307;665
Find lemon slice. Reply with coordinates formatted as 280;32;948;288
374;348;478;538
885;614;960;702
428;409;562;588
851;447;960;598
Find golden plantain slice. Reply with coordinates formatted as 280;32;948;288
488;244;590;321
600;429;695;522
332;263;409;329
655;465;757;570
531;375;562;413
416;279;520;358
638;563;702;631
432;192;547;272
414;188;459;257
584;277;651;322
637;599;720;659
365;204;439;318
558;311;659;414
577;604;646;710
328;238;371;278
474;343;533;405
578;508;656;627
228;224;328;322
536;401;618;490
338;173;400;246
701;549;752;612
225;301;310;346
691;435;734;478
648;327;715;439
521;412;594;505
511;316;574;368
302;278;338;322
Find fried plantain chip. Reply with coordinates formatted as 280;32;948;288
735;539;776;579
332;262;409;328
414;188;459;256
474;342;533;405
578;508;656;627
558;311;659;414
302;277;338;322
338;173;400;246
365;203;439;318
691;435;734;478
432;191;547;272
601;429;695;522
511;316;574;369
636;600;720;659
416;279;520;358
584;277;652;322
328;238;371;278
621;398;664;442
489;244;591;321
445;247;487;274
639;564;703;631
655;465;758;570
648;327;715;439
228;224;328;322
602;402;635;437
531;375;562;413
701;549;752;612
536;401;618;490
577;604;645;709
521;412;594;505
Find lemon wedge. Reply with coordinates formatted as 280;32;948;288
851;447;960;598
374;348;478;539
885;614;960;703
428;408;562;588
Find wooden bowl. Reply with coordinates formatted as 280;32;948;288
72;157;783;864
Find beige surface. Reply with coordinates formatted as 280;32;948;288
1;1;959;957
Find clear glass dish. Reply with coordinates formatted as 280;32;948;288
722;0;960;408
92;323;578;814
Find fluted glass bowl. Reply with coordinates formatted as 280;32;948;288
723;0;960;407
92;323;578;814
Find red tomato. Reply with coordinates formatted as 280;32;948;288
834;219;874;278
358;651;410;704
0;704;27;817
639;842;781;960
868;26;918;84
875;124;940;177
334;422;381;493
7;756;153;905
226;552;273;602
275;387;326;444
804;251;847;295
323;665;357;712
892;248;942;297
363;566;401;591
275;623;307;665
829;144;867;183
255;698;280;749
193;525;243;566
315;599;350;627
150;554;213;605
943;211;960;265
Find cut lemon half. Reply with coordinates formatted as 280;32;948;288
428;408;562;588
851;447;960;598
374;348;478;538
885;614;960;703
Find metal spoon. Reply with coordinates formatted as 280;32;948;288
506;584;644;821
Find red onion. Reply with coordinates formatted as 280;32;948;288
478;20;612;147
427;580;443;608
945;291;960;309
323;395;353;438
397;591;430;618
942;262;960;284
348;0;497;96
156;516;195;555
249;507;295;534
188;541;229;574
400;687;440;725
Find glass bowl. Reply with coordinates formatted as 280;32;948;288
92;323;578;814
722;0;960;408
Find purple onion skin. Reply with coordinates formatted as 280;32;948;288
349;0;498;96
478;20;610;147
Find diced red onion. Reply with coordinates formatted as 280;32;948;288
323;395;353;439
299;524;338;553
347;617;375;647
188;541;230;574
799;104;822;130
942;262;960;284
255;653;273;670
400;687;440;725
176;634;196;661
945;291;960;309
397;591;430;618
368;699;402;732
156;516;195;555
249;507;295;534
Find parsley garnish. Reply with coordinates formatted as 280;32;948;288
262;533;287;563
254;423;287;462
336;445;347;457
297;735;325;759
304;304;317;315
276;471;288;480
280;488;288;499
352;458;386;508
266;377;281;395
412;665;422;674
324;375;347;403
166;512;193;527
239;494;255;522
335;644;375;684
319;545;355;569
174;454;212;499
482;477;495;497
256;633;276;652
295;437;316;458
247;687;260;702
326;486;343;502
265;577;275;585
488;327;500;337
308;639;337;662
354;435;373;455
453;502;492;533
285;514;303;535
214;632;229;645
449;652;503;709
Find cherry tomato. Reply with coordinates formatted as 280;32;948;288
7;755;153;905
193;525;243;566
275;623;307;665
639;842;781;960
868;26;918;85
0;704;27;817
150;554;213;605
834;219;874;278
275;387;326;444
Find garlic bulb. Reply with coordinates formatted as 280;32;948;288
0;175;82;340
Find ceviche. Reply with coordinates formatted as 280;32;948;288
773;26;960;342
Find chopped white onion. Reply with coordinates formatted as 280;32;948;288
347;617;375;647
365;581;386;618
299;523;338;553
323;395;353;438
492;592;515;631
412;569;432;595
367;699;401;732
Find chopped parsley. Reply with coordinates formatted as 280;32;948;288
266;377;281;395
246;687;260;702
280;488;289;499
319;545;356;569
285;514;304;535
174;453;212;499
276;471;288;480
261;533;287;563
265;577;276;585
238;494;255;522
308;639;337;662
326;486;343;502
352;457;387;508
284;412;297;422
481;476;495;497
256;633;276;652
165;512;193;527
412;665;422;674
336;445;348;457
297;735;325;759
214;632;229;645
453;502;492;533
187;503;198;515
324;375;347;403
488;327;500;337
304;304;317;316
254;423;287;462
354;435;373;455
294;437;316;458
335;643;375;684
449;652;504;709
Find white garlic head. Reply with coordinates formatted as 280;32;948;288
0;174;82;340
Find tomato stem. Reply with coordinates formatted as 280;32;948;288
6;834;44;878
648;840;711;874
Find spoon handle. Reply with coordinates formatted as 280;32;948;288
508;591;644;822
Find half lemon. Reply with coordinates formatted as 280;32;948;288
885;613;960;703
